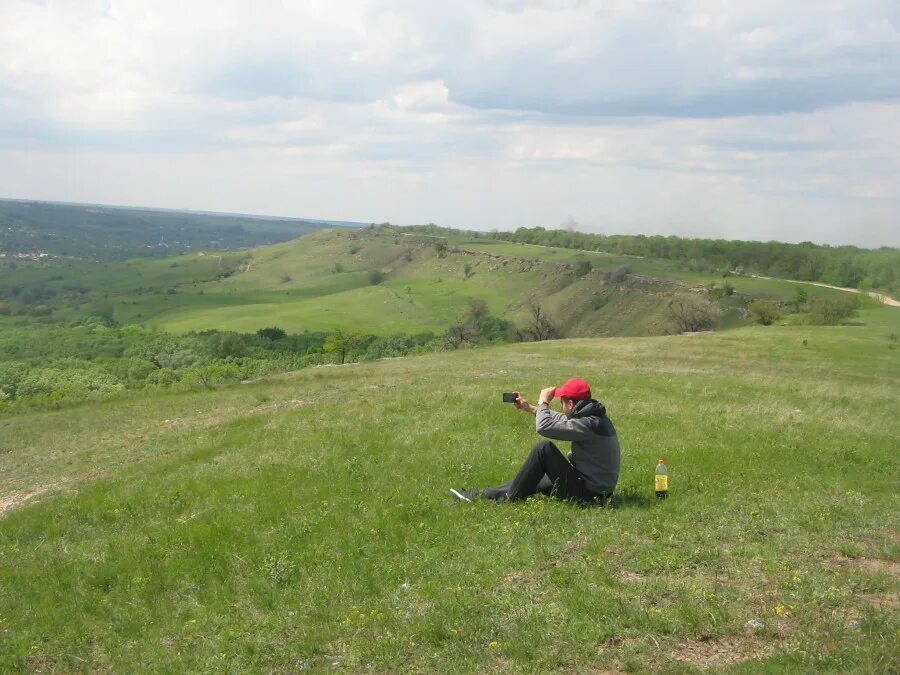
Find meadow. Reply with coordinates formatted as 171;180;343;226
1;304;897;672
3;226;853;340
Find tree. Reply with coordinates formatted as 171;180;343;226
257;327;286;341
442;318;477;349
324;328;365;364
467;297;489;320
666;297;720;333
522;298;559;341
789;286;808;313
748;300;782;325
89;299;118;327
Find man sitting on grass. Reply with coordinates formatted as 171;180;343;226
451;377;621;504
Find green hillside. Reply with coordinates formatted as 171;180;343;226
1;225;858;339
1;307;897;671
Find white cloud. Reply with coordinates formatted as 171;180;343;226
0;0;897;246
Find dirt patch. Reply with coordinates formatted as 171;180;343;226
618;570;646;582
503;570;535;584
673;634;772;669
857;558;900;576
0;483;62;517
827;554;900;577
856;591;899;610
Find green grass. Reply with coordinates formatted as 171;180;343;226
1;306;897;672
3;226;856;339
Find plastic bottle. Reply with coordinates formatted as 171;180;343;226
655;459;668;499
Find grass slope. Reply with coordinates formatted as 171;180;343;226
1;307;897;672
5;225;851;338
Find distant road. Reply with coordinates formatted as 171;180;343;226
751;275;900;307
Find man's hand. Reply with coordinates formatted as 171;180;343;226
514;395;535;413
538;387;556;405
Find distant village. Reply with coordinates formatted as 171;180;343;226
0;250;50;261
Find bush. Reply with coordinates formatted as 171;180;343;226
608;266;631;283
366;269;385;285
202;331;248;358
17;364;125;400
749;300;782;325
145;367;178;388
180;363;243;389
807;295;860;325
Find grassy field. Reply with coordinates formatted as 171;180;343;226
3;226;857;340
1;304;897;672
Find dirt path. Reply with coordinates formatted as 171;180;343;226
750;275;900;307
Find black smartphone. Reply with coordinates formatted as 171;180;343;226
502;392;518;403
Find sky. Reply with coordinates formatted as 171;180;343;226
1;0;898;247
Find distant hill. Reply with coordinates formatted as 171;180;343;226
0;199;365;261
1;224;858;338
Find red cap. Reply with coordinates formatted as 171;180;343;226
554;377;591;400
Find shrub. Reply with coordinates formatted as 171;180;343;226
749;300;782;325
203;331;248;359
807;295;860;325
17;364;125;400
145;367;178;388
366;269;385;285
180;363;243;389
608;266;631;283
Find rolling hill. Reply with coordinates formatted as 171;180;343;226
2;224;860;339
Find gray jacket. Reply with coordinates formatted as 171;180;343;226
535;399;621;495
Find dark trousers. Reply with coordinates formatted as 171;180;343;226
483;440;602;503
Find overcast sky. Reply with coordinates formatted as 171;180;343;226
1;0;898;247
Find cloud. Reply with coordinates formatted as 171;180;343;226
0;0;897;246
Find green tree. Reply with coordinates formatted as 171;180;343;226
324;328;365;364
257;327;286;341
789;286;808;313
